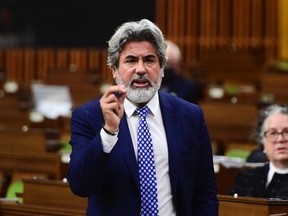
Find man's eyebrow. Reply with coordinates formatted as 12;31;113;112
125;54;137;58
125;54;156;58
143;54;157;59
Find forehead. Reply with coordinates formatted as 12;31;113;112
264;112;288;129
121;41;158;57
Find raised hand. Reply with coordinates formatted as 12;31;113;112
100;85;127;132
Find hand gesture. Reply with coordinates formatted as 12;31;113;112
100;85;127;132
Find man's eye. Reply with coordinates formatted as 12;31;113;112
126;58;136;63
145;59;155;66
145;58;155;62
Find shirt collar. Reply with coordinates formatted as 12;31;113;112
269;162;288;174
124;93;160;118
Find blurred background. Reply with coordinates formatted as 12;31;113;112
0;0;288;213
0;0;155;47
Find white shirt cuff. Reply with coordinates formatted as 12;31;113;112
100;128;118;153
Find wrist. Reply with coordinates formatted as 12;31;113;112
102;126;118;136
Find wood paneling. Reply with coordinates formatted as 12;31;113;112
156;0;279;65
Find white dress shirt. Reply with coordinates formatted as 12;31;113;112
101;93;176;216
266;162;288;187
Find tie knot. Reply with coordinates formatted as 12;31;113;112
136;106;149;119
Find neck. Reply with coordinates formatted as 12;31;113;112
127;98;148;108
137;103;147;108
271;160;288;170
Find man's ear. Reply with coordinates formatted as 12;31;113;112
111;66;117;79
161;68;164;77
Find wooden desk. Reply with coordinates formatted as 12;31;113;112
200;101;258;153
0;93;31;130
261;72;288;104
44;70;101;108
215;164;240;195
0;179;87;216
218;195;288;216
0;128;63;179
200;48;262;84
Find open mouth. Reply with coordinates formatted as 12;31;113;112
132;78;151;88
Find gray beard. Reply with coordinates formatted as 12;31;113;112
114;71;163;104
126;86;157;104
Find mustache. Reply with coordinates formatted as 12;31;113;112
131;74;152;84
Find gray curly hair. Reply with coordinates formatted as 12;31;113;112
253;104;288;145
107;19;167;69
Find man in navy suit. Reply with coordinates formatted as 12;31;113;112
67;19;218;216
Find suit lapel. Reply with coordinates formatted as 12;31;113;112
159;94;181;196
116;93;182;195
118;116;140;190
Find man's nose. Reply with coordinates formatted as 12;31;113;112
135;61;146;74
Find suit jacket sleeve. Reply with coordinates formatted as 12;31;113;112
160;94;218;215
67;99;112;197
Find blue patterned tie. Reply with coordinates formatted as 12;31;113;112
136;106;159;216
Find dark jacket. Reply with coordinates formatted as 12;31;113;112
229;163;288;199
67;92;218;216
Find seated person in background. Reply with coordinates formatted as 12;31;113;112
160;40;203;104
246;144;268;163
229;104;288;199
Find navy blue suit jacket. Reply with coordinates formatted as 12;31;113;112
67;92;218;215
